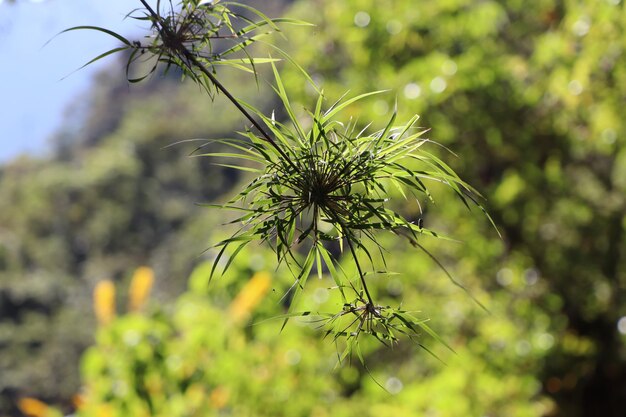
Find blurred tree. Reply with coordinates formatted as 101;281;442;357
0;57;261;414
3;0;626;416
278;0;626;415
77;250;554;417
1;0;297;412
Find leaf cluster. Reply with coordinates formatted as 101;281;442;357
64;0;494;361
61;0;307;91
200;66;490;354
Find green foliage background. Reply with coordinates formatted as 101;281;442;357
1;0;625;416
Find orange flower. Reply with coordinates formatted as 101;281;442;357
17;397;49;417
93;280;116;325
128;266;154;312
228;271;271;323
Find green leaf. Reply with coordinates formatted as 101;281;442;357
56;25;132;46
322;90;387;123
393;312;455;353
63;47;130;78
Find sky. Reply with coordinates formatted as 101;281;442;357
0;0;157;163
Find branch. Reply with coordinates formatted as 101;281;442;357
137;0;296;167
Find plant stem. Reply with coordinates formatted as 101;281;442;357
184;52;295;164
137;0;296;167
345;235;374;306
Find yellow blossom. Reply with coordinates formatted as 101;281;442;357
228;271;271;323
17;397;49;417
93;280;116;325
128;266;154;312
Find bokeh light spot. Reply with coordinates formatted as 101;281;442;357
429;77;447;93
601;128;616;144
617;317;626;335
568;80;583;95
524;268;539;285
572;17;590;37
404;83;422;99
386;20;403;35
354;11;371;28
497;268;514;286
442;60;457;76
385;377;403;394
536;333;555;350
